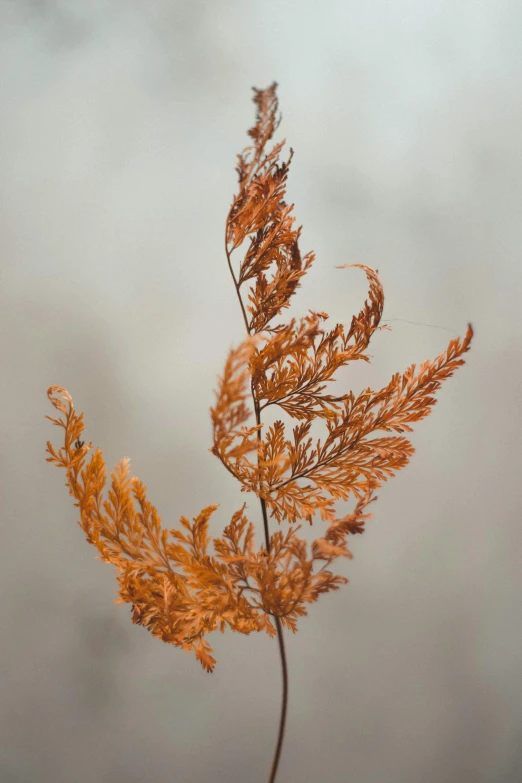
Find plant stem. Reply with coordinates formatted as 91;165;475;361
262;509;289;783
267;618;288;783
256;417;289;783
226;224;289;783
225;218;251;335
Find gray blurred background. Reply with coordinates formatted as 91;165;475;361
1;1;521;782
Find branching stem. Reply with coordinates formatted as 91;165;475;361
226;223;289;783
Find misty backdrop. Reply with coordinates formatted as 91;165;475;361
1;2;521;782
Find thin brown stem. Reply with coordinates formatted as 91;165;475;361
267;615;288;783
226;218;289;783
255;401;289;783
225;209;251;335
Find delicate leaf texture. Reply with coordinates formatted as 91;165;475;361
46;83;473;672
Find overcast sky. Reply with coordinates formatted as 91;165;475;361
1;2;521;782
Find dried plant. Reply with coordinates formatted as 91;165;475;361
45;82;473;783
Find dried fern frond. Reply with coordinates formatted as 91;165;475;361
226;82;315;333
46;84;473;683
46;387;270;672
46;384;373;671
212;84;473;525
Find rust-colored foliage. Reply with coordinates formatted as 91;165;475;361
46;83;473;673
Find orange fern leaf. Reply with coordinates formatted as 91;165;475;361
46;84;473;693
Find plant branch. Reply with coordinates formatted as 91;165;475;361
227;202;289;781
225;207;251;335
